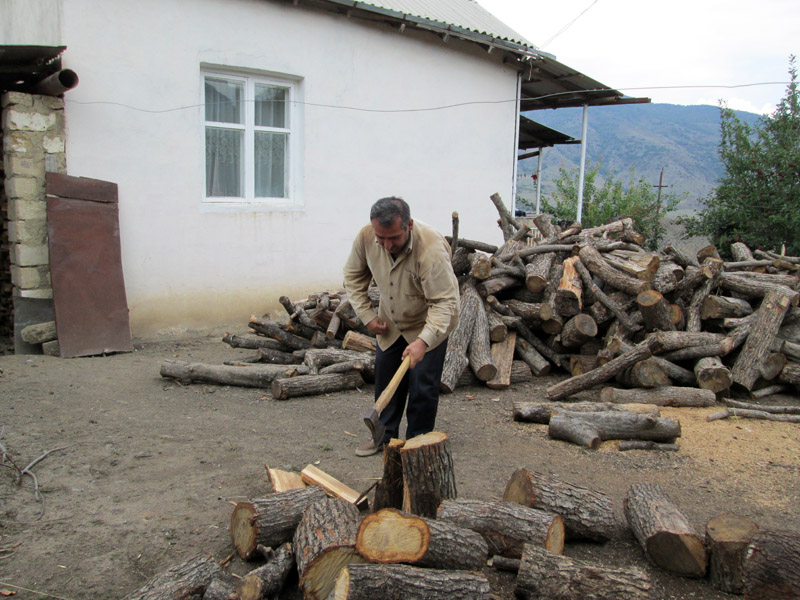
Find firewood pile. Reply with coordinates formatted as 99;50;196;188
123;431;800;599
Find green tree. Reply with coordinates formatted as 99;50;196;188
539;161;679;250
680;56;800;257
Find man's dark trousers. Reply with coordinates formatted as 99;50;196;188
374;336;448;444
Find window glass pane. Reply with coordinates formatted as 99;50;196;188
255;85;287;128
205;78;243;124
255;131;287;198
206;127;243;197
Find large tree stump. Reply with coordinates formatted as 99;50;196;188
743;528;800;599
514;543;652;600
440;281;480;393
270;371;364;399
293;498;365;600
160;360;307;388
436;498;565;559
234;542;295;600
623;482;707;577
400;432;457;518
599;386;717;407
503;468;616;542
371;438;405;512
355;508;487;570
122;553;220;600
230;487;327;559
549;410;681;449
732;289;798;390
332;564;490;600
705;514;759;594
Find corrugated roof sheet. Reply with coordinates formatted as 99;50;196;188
353;0;536;49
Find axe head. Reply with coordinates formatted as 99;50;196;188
363;408;386;446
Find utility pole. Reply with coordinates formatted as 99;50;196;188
653;168;669;219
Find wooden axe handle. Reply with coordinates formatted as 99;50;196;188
373;355;411;415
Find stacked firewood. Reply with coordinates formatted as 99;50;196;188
122;435;800;600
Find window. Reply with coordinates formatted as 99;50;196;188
203;70;299;204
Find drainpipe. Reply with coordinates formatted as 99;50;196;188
576;103;589;223
34;69;79;96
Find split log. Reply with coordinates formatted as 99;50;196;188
555;256;583;317
270;371;364;400
486;331;516;389
604;249;659;281
514;335;550;377
437;498;565;558
637;289;676;332
440;281;480;393
623;482;707;577
742;528;800;600
122;553;221;600
617;440;679;451
513;401;659;424
468;298;496;382
549;410;680;449
600;386;717;407
732;289;798;390
372;439;405;512
400;432;457;518
514;543;652;600
356;508;487;570
546;338;658;401
249;317;312;350
694;356;733;393
230;487;327;559
234;542;295;600
341;331;376;353
266;466;306;492
579;244;650;296
293;498;365;600
332;564;490;600
503;468;616;542
300;464;370;510
705;514;759;594
160;360;307;388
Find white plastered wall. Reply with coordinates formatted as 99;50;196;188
57;0;519;338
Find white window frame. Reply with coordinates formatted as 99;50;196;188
201;67;303;208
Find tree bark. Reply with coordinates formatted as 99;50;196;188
515;543;652;600
332;564;490;600
122;554;221;600
468;298;496;382
503;468;616;542
623;482;707;577
400;432;457;518
559;313;598;349
440;281;480;393
637;289;676;332
223;333;286;350
617;440;679;451
514;335;551;377
524;251;555;293
303;348;373;373
234;542;295;600
705;514;759;595
701;295;754;319
160;360;307;388
485;331;516;389
356;508;487;570
437;498;565;558
600;386;717;407
270;371;364;400
230;487;327;559
743;528;800;600
293;498;365;600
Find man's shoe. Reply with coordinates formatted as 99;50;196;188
355;439;383;457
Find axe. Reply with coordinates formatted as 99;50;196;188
363;354;411;445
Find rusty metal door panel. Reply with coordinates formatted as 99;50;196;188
46;173;133;357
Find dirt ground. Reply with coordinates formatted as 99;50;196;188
1;331;799;599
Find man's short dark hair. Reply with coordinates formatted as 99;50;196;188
370;196;410;228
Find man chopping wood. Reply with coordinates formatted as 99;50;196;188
343;197;459;456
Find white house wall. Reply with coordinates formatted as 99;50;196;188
58;0;519;338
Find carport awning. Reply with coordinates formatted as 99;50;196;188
518;115;579;152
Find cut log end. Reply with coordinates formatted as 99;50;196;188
230;501;258;559
300;547;365;600
546;515;567;555
356;510;429;564
646;531;708;577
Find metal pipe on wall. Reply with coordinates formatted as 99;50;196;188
33;69;79;96
576;103;589;223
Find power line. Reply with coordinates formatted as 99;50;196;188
541;0;600;49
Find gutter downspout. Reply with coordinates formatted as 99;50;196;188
576;103;589;223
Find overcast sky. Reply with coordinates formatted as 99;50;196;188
476;0;798;115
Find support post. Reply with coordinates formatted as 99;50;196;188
577;103;589;223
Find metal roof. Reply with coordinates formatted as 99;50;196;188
518;115;579;151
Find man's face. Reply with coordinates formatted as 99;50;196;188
372;216;413;255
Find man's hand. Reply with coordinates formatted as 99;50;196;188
403;338;428;369
366;317;389;336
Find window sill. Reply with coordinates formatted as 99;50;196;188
200;201;304;213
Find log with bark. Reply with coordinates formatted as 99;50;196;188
160;360;308;388
705;514;759;595
578;244;650;296
122;553;221;600
234;542;295;600
270;371;364;400
332;564;490;600
549;410;681;449
437;498;565;558
623;482;707;577
293;497;366;600
742;528;800;600
514;543;652;600
440;281;481;393
223;333;286;351
513;401;660;424
371;438;405;512
400;431;457;518
355;507;488;570
599;386;717;407
502;468;616;542
249;317;313;350
230;486;327;559
485;331;516;389
468;295;497;382
694;356;733;393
